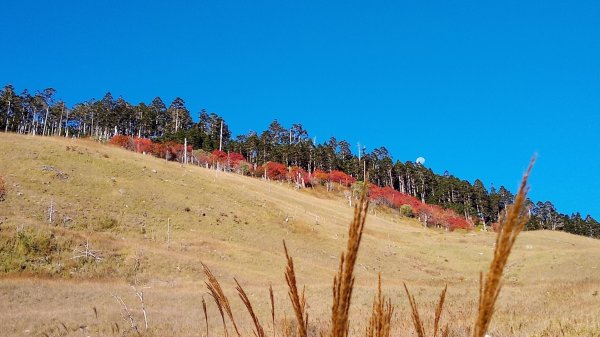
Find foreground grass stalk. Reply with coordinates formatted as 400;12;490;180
331;181;369;337
403;283;426;337
473;157;535;337
433;285;447;337
202;297;209;337
270;284;276;337
235;278;266;337
202;262;241;337
284;241;309;337
403;282;448;337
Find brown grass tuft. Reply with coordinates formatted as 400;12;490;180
330;181;369;337
365;273;394;337
473;156;535;337
284;241;309;337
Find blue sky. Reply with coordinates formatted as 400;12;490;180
1;1;599;218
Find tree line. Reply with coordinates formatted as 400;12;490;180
1;84;598;238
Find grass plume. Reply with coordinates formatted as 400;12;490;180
330;181;370;337
235;278;266;337
473;156;535;337
403;283;426;337
433;285;447;337
202;262;240;337
283;241;309;337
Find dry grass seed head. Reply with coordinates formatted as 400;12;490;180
331;182;369;337
202;262;240;337
403;283;426;337
434;285;448;337
473;157;535;337
235;278;266;337
283;241;309;337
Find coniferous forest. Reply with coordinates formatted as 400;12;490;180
1;84;598;238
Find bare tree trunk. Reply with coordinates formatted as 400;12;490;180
219;120;223;151
57;104;64;136
42;107;49;136
184;138;188;164
65;107;70;137
5;100;10;132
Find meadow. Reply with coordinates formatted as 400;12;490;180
0;133;599;337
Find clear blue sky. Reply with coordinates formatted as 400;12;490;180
1;1;598;218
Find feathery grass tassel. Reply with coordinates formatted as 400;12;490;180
473;156;535;337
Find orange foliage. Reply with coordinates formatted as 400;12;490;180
109;135;132;149
264;162;287;180
369;185;471;231
133;137;154;153
312;169;330;183
288;166;310;185
329;170;356;186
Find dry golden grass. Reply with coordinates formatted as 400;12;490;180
1;134;599;337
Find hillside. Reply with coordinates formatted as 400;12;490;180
0;133;599;337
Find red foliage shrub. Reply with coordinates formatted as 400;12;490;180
210;150;246;169
161;142;192;161
329;170;356;186
211;150;228;164
312;169;330;184
109;135;132;149
252;165;265;178
228;152;245;166
369;185;472;231
150;142;167;158
369;186;422;210
288;166;310;185
264;162;287;180
133;137;154;153
446;216;471;230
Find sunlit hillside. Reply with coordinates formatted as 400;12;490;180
0;133;599;337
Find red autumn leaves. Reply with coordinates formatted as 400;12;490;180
110;135;471;231
370;185;471;230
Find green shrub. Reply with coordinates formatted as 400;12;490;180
400;204;413;217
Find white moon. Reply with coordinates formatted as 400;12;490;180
416;157;426;165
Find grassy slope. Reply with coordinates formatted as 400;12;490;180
0;133;599;337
